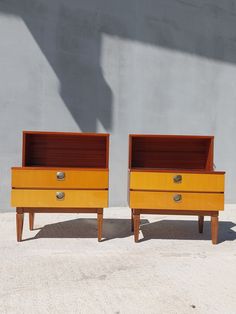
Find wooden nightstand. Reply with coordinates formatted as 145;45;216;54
11;131;109;242
128;134;225;244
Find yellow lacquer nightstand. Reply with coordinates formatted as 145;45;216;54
11;131;109;242
128;134;225;244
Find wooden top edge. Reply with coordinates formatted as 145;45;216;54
12;167;109;171
128;168;225;174
129;134;214;139
23;130;109;137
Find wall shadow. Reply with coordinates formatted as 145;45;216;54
22;218;149;241
0;1;114;131
139;220;236;243
1;0;236;131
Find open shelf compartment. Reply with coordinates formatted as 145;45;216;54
129;134;214;171
22;131;109;169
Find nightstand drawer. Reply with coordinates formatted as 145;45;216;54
11;189;108;208
130;172;224;192
12;169;108;189
129;191;224;211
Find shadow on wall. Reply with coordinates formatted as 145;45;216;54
1;0;236;131
0;1;114;132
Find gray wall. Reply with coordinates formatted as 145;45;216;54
0;0;236;211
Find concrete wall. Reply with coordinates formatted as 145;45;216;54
0;0;236;210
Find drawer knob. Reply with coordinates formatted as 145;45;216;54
173;194;182;202
173;175;182;184
56;171;65;181
56;191;65;200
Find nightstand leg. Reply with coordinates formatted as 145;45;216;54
133;213;140;242
16;208;24;242
29;212;35;231
131;209;134;232
198;215;204;233
211;214;219;245
97;209;103;242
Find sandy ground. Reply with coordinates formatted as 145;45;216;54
0;206;235;314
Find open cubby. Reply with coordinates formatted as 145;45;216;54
23;131;109;168
129;135;214;171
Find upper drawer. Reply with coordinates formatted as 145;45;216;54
12;168;108;189
130;171;224;192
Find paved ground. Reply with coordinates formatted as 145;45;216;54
0;206;235;314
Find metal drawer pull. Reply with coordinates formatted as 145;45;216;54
173;175;182;184
56;191;65;200
56;171;65;181
173;194;182;202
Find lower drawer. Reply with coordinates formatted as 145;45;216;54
129;191;224;211
11;189;108;208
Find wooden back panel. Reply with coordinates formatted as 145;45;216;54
129;134;214;171
22;131;109;168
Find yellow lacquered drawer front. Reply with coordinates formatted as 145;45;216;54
129;191;224;211
12;169;108;189
11;189;108;208
130;172;224;192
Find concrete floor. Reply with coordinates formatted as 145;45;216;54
0;206;235;314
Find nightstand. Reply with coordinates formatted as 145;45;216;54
128;134;225;244
12;131;109;242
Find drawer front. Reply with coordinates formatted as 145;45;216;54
130;172;224;192
11;189;108;208
129;191;224;211
12;169;108;189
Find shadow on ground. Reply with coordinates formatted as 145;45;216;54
22;218;236;243
22;218;149;241
140;220;236;243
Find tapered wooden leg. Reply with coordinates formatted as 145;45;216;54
97;209;103;242
198;215;204;233
211;215;219;245
131;209;134;232
16;208;24;242
29;212;35;231
133;213;140;243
